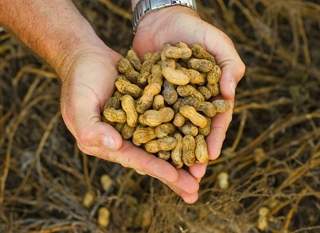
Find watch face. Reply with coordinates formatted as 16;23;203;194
151;0;173;9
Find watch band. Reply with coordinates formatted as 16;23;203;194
133;0;197;33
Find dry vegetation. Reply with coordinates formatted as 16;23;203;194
0;0;320;232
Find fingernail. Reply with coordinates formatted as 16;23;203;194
103;136;116;150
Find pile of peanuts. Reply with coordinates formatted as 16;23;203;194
103;42;229;168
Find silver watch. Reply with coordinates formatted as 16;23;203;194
133;0;197;32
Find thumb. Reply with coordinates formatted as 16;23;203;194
60;52;123;151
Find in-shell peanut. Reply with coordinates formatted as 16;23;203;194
103;42;231;168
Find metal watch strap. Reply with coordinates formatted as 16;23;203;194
133;0;197;32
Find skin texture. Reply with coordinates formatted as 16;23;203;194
0;0;245;204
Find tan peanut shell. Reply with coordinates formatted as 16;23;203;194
207;83;220;97
212;100;231;113
126;49;142;71
199;86;212;100
136;83;161;113
103;107;126;124
195;135;209;163
207;65;221;84
104;42;231;168
158;151;171;160
177;85;205;101
162;80;178;105
132;127;157;145
163;44;192;59
117;58;139;82
186;69;206;85
145;137;177;153
199;117;212;136
115;76;142;98
121;95;138;128
171;133;183;168
173;113;186;127
153;95;165;110
150;64;163;85
121;124;135;140
155;123;176;138
179;105;208;128
139;107;174;127
191;44;216;62
180;122;198;136
182;135;196;166
162;67;190;85
188;58;214;73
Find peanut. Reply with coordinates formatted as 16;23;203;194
179;105;208;128
132;127;156;145
100;174;113;192
195;135;209;163
199;117;212;136
158;151;171;160
145;137;177;153
191;43;216;62
212;99;230;113
82;190;95;208
136;82;161;113
103;107;126;124
138;52;161;85
186;68;206;85
173;112;186;127
177;85;205;101
182;135;196;166
121;95;138;128
153;95;165;110
188;58;214;73
115;123;125;132
98;207;110;228
207;65;221;84
139;107;174;127
115;76;142;98
163;43;192;59
126;49;142;71
155;123;176;138
171;133;183;168
180;122;198;136
121;124;135;140
104;42;231;169
117;58;139;82
207;83;220;97
163;80;178;105
149;64;163;85
162;66;190;85
199;86;212;100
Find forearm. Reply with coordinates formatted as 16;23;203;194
0;0;108;76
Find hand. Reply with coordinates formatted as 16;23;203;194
59;45;199;204
133;7;245;184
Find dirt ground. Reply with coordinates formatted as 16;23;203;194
0;0;320;232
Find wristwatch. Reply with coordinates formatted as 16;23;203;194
133;0;197;32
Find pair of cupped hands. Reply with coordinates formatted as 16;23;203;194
60;7;245;203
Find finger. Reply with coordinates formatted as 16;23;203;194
86;143;199;197
189;164;207;180
94;141;179;183
61;54;122;151
207;101;234;160
160;169;199;203
61;81;123;151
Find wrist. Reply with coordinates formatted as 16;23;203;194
136;5;198;33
